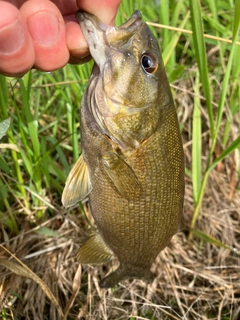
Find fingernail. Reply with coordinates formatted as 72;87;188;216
28;12;60;47
0;19;24;55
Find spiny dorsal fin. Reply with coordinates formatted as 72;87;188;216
62;154;92;208
102;153;142;200
78;233;114;265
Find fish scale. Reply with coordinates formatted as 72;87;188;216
87;109;182;268
62;10;184;288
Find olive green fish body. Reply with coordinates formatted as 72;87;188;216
62;10;184;288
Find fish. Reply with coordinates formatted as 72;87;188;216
62;10;185;289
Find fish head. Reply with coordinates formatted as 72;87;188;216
76;10;173;148
76;10;166;109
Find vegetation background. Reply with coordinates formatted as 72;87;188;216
0;0;239;319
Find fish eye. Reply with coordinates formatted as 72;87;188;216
141;52;158;74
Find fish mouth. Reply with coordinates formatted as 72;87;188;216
76;10;108;33
75;10;143;70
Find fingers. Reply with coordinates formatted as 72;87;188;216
0;0;122;76
20;0;69;72
0;0;70;76
0;1;35;76
68;0;121;64
47;0;88;61
77;0;122;25
65;14;90;64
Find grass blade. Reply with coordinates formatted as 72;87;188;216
162;12;190;65
189;0;214;137
192;72;202;204
0;118;10;140
191;229;240;254
213;7;240;146
209;136;240;173
0;245;63;319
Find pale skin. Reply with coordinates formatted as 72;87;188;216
0;0;121;76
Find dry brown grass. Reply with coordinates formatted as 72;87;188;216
0;158;239;320
1;16;240;320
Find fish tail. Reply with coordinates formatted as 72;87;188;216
99;267;127;288
99;265;154;288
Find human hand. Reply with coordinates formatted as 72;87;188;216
0;0;121;76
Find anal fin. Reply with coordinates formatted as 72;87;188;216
62;154;92;208
78;233;114;265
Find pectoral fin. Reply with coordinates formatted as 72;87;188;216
78;233;114;265
62;155;92;208
102;153;141;200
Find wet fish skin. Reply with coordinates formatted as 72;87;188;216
62;10;184;288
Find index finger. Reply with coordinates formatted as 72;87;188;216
67;0;121;64
77;0;122;25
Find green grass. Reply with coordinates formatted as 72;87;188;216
1;0;239;236
0;64;92;226
0;0;240;318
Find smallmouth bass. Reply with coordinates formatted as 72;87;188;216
62;10;184;288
